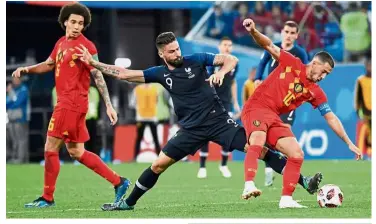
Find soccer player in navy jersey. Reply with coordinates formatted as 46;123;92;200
76;32;321;211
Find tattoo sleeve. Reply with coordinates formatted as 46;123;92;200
91;69;112;108
91;60;122;78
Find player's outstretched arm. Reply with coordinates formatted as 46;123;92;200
242;18;281;61
323;112;362;160
213;54;238;75
206;54;238;86
75;45;145;83
12;58;55;78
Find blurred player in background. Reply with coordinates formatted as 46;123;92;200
241;18;361;208
355;52;372;159
255;21;309;187
242;67;256;106
12;3;130;208
197;37;240;179
130;83;161;160
77;31;322;211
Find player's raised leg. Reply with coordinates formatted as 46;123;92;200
242;130;265;199
275;136;307;208
260;146;322;195
24;136;64;208
67;142;131;203
102;150;177;211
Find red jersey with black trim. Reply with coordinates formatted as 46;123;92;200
49;34;97;113
244;50;328;115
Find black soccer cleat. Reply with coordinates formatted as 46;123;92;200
306;172;323;195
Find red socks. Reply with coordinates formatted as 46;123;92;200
282;158;303;196
244;145;263;181
42;151;60;201
78;150;121;186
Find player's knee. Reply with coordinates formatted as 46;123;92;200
289;148;304;159
67;148;84;159
249;131;266;146
151;160;168;174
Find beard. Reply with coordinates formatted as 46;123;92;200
167;56;183;67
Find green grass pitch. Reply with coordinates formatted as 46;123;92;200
6;160;371;218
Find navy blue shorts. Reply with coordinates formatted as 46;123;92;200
162;109;242;161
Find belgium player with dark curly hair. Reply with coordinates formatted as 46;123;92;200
12;3;131;208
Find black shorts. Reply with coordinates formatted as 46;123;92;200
279;110;297;126
162;110;242;161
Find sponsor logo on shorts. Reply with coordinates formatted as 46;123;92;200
253;120;261;127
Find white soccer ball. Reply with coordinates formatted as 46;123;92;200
317;184;344;208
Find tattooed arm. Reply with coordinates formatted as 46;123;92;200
90;68;113;108
12;57;55;78
90;59;145;83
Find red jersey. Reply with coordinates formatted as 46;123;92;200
244;50;327;115
49;34;97;113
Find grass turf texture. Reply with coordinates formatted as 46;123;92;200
6;160;371;218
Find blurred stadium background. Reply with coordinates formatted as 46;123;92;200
6;0;372;163
6;1;372;219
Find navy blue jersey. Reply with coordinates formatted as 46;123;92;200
143;53;226;129
255;42;308;81
207;64;238;108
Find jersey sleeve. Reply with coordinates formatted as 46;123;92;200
255;51;271;81
143;66;163;83
279;50;300;67
191;53;216;66
309;86;328;109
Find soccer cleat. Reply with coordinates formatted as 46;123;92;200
279;196;307;208
114;177;132;203
241;181;262;200
24;197;55;208
101;199;134;211
197;168;207;179
305;172;323;195
219;166;232;178
264;167;274;187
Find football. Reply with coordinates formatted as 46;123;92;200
317;184;344;208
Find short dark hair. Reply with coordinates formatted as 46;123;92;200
155;32;177;50
314;51;335;68
284;21;299;33
220;36;232;43
58;3;92;31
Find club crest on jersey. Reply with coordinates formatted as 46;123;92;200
185;67;195;79
294;83;303;93
253;120;261;127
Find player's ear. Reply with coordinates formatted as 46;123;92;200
158;51;163;59
64;20;68;27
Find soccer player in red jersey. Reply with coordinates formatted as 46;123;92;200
240;18;361;208
12;3;131;208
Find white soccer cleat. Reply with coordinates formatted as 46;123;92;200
219;165;232;178
264;167;274;187
242;181;262;200
197;168;207;178
279;196;307;208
